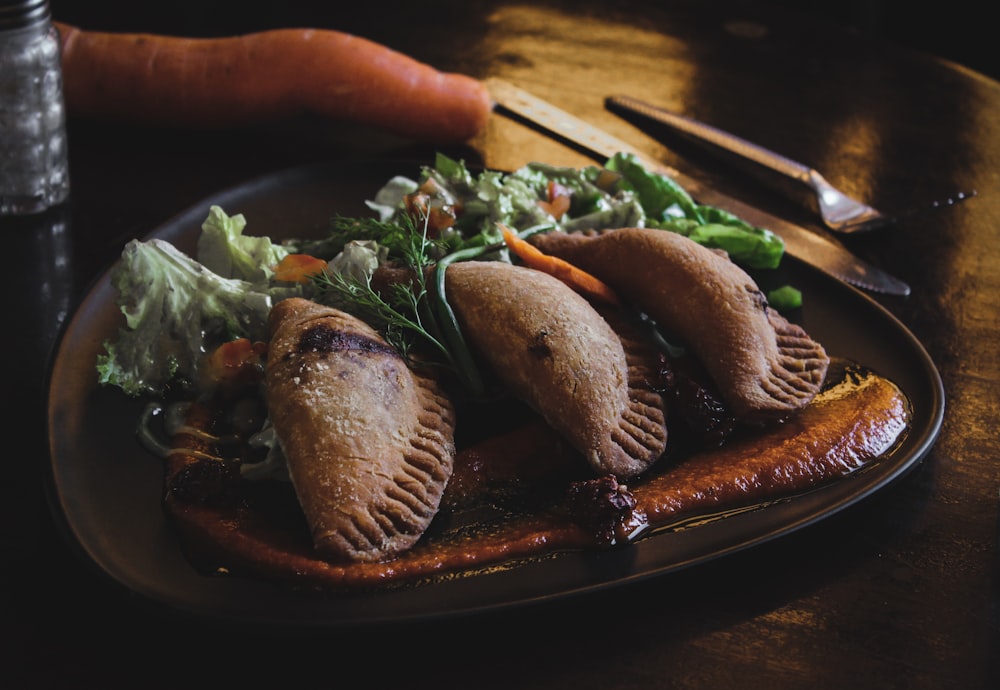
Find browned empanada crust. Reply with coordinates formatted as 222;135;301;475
530;228;829;423
444;261;667;478
596;304;670;472
264;297;456;562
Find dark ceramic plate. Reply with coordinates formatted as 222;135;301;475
45;159;944;628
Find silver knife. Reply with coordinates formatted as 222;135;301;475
485;78;911;296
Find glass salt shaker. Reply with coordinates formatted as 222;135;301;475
0;0;69;215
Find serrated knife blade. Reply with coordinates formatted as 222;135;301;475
485;78;910;297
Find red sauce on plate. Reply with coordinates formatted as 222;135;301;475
162;362;910;591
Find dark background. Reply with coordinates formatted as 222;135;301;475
50;0;999;82
768;0;998;81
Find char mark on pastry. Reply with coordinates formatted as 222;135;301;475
444;261;667;479
530;228;829;424
295;323;398;357
264;297;456;563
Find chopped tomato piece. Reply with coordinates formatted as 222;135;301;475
201;338;268;390
537;180;571;219
273;254;328;283
594;168;622;192
404;192;458;236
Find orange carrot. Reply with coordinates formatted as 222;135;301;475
499;225;621;306
273;254;328;283
53;22;492;144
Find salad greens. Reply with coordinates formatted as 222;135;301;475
95;208;307;397
96;152;796;399
361;152;785;270
96;236;267;397
196;204;290;283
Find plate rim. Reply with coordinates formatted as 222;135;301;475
43;158;946;628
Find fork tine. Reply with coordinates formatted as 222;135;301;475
807;171;891;233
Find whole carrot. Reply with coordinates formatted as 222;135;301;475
53;22;492;144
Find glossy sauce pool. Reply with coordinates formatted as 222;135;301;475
162;363;910;592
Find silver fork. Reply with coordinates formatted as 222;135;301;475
606;94;968;234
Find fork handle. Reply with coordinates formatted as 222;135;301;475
606;95;816;187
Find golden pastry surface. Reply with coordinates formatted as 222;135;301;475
531;228;830;423
264;297;456;562
446;260;667;478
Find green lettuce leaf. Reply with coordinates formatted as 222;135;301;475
196;205;289;284
96;238;273;397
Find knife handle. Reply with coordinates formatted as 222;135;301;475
606;95;816;190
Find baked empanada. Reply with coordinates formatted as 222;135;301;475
264;297;456;562
445;261;667;478
530;228;829;423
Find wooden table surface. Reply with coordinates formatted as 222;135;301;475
5;2;998;688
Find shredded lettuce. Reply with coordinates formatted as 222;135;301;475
379;152;786;270
326;239;388;283
196;205;290;284
604;152;701;220
96;238;275;397
365;176;419;222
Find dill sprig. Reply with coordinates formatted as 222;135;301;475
312;214;487;397
332;215;422;258
292;214;429;262
318;271;440;362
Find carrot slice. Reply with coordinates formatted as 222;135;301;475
273;254;328;283
499;225;621;306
